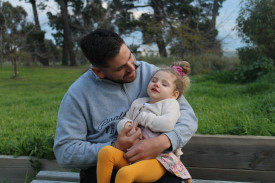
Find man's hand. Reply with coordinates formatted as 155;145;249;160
114;125;142;152
124;134;171;163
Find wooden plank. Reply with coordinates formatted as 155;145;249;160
187;167;274;182
192;180;253;183
0;155;34;183
36;171;79;182
182;135;275;171
31;180;78;183
0;155;70;183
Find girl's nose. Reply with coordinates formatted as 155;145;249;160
154;82;160;87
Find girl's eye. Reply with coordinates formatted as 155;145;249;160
162;81;170;87
151;78;158;83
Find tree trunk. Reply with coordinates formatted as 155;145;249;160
12;57;17;79
0;0;3;66
151;0;167;57
209;0;219;49
62;40;68;66
156;39;167;57
58;0;77;66
30;0;49;66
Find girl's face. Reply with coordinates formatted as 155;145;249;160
147;70;179;104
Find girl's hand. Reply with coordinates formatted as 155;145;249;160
125;122;144;140
115;122;142;152
125;122;136;136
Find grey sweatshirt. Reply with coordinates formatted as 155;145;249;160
53;61;198;169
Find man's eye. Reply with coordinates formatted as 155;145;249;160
116;67;123;71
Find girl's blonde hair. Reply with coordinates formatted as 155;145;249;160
157;61;191;99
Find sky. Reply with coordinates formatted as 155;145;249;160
216;0;246;51
6;0;245;52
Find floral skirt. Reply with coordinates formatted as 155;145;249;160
156;152;191;180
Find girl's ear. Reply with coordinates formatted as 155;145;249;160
172;90;180;99
92;67;105;79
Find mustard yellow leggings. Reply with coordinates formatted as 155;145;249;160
97;145;166;183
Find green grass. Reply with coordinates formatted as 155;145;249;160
186;72;275;136
0;64;274;158
0;65;89;158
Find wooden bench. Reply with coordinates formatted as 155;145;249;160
31;170;255;183
2;135;274;182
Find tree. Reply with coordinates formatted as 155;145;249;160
116;0;223;58
121;0;202;57
236;0;275;65
163;0;205;57
44;0;223;59
47;0;124;65
197;0;225;50
21;0;49;66
137;0;168;57
1;2;28;78
45;39;60;65
58;0;76;66
0;0;4;65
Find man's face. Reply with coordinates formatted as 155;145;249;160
93;44;136;83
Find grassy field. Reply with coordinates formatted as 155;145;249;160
187;73;275;135
0;64;274;158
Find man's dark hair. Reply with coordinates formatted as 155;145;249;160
79;29;125;68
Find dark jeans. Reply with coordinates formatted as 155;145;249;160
80;166;182;183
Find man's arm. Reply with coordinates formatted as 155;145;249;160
53;93;110;169
164;95;198;151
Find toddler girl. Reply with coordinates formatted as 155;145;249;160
97;61;192;183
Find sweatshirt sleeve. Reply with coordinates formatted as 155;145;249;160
137;100;180;132
163;96;198;151
53;93;110;169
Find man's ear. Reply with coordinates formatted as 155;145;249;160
91;67;105;79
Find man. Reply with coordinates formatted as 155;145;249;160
53;29;198;183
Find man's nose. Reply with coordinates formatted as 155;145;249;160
126;62;135;72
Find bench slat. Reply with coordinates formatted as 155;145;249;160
36;171;79;182
34;171;255;183
31;180;78;183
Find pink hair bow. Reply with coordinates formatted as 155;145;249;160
172;66;186;76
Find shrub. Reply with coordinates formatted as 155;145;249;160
237;46;262;66
203;71;235;83
233;57;274;83
136;53;240;75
